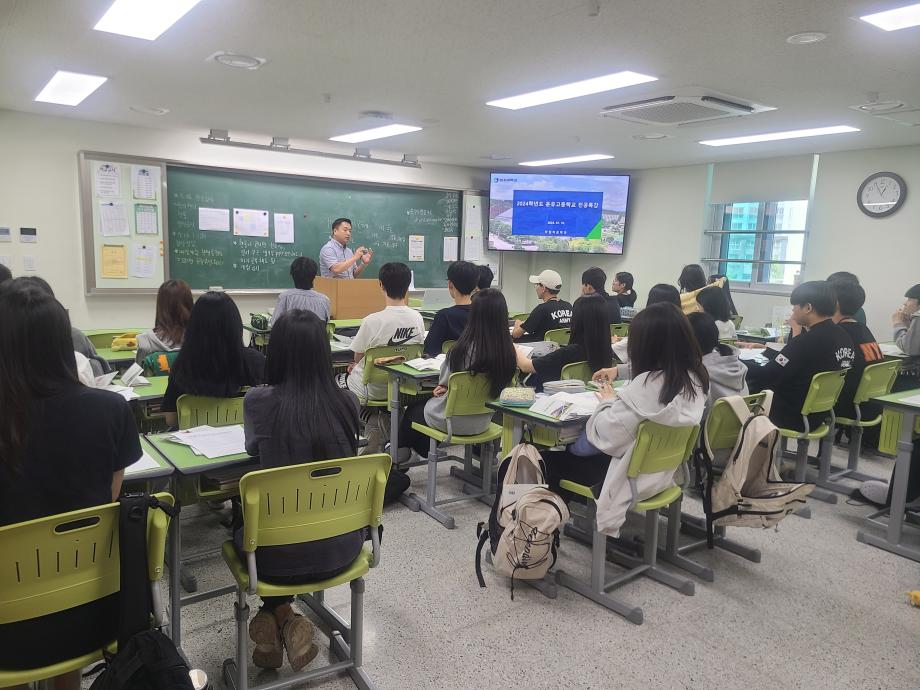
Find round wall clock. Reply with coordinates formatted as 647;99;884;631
857;171;906;218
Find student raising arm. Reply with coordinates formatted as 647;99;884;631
0;278;141;688
161;291;266;428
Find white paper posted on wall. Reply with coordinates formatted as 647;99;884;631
274;213;295;243
135;203;159;234
95;162;120;198
233;209;270;237
408;234;425;261
131;243;157;278
443;236;458;262
99;201;130;236
199;207;230;232
132;165;157;200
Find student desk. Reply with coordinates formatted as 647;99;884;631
328;318;363;332
735;329;779;345
377;364;439;467
121;375;170;402
125;436;175;482
96;347;137;368
84;328;145;349
856;388;920;563
879;341;910;361
145;431;257;649
243;324;270;353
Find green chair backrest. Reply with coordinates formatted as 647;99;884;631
560;360;592;383
86;329;142;349
731;314;744;329
509;312;530;322
238;455;389;552
544;328;571;345
705;392;769;452
408;298;423;308
443;371;497;417
852;360;900;405
441;340;456;354
610;323;630;338
142;350;179;377
177;394;245;429
362;343;423;387
0;493;173;625
627;420;700;478
800;369;849;415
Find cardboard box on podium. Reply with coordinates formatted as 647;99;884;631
314;277;385;319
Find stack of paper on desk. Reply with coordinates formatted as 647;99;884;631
530;391;600;421
125;452;161;476
880;342;905;357
405;354;446;371
169;425;246;459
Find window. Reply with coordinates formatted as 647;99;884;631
703;200;808;289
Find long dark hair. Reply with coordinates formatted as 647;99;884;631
678;264;708;292
688;312;732;357
169;291;247;397
154;279;193;346
264;309;359;458
627;303;709;404
570;295;613;373
709;274;738;315
646;283;680;308
0;278;80;470
696;284;732;322
448;288;516;398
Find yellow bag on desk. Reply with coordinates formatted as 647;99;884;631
111;332;139;351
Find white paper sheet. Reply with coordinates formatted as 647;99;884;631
233;208;269;237
880;342;905;357
408;234;425;261
125;452;162;476
100;201;130;236
103;384;139;401
95;162;120;198
442;236;458;262
131;243;157;278
530;391;599;420
199;207;230;232
132;165;157;200
135;203;159;234
274;213;295;243
171;424;246;459
405;354;446;371
465;233;483;261
737;348;766;360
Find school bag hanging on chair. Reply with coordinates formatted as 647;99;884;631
696;391;814;544
475;441;569;599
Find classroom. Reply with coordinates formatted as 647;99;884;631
1;1;919;689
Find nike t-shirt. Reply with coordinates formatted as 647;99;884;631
347;305;425;401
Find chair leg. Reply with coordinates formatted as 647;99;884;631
222;588;249;690
637;508;695;595
806;436;839;504
408;438;456;529
655;499;715;582
343;578;376;690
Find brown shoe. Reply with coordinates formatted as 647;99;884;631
281;613;319;671
249;610;283;669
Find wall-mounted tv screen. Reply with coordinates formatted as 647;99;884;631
488;172;630;254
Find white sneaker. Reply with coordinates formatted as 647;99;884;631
859;480;889;506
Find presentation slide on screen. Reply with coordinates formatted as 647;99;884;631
488;173;629;254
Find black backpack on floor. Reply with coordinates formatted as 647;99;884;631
89;494;193;690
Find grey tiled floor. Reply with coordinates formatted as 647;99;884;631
98;447;920;689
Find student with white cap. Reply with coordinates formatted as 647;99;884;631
512;269;573;342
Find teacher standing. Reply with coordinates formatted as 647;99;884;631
319;217;373;279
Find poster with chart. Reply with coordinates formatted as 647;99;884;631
82;153;167;291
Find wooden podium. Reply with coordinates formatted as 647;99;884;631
314;277;385;319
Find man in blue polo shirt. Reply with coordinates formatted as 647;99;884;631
319;217;373;278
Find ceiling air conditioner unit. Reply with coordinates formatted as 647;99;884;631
600;95;773;126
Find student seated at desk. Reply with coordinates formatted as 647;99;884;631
241;309;367;671
678;264;724;315
827;271;866;325
604;284;682;378
541;303;708;534
611;271;637;309
829;280;882;421
579;266;621;325
688;312;748;414
423;260;477;356
516;294;612;392
136;279;193;364
161;291;266;428
271;257;331;326
476;264;494;291
512;269;573;342
696;285;736;341
892;283;920;357
397;288;516;460
745;281;853;432
0;278;141;687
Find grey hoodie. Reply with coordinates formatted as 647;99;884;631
585;371;705;535
135;328;180;364
894;310;920;357
702;348;749;414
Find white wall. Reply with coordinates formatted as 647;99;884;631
0;109;487;329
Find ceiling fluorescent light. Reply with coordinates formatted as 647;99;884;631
329;124;422;143
699;125;859;147
519;154;614;167
34;71;107;106
860;3;920;31
94;0;202;40
487;71;657;110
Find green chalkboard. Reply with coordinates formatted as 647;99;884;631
166;166;461;289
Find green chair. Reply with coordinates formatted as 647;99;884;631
878;409;920;456
407;372;503;529
142;350;179;376
441;339;456;354
731;314;744;330
0;494;174;687
220;454;389;690
361;343;424;407
610;323;629;338
509;311;530;322
555;421;700;624
776;369;849;514
560;360;592;383
177;393;245;429
820;360;900;492
544;328;570;345
408;297;423;308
